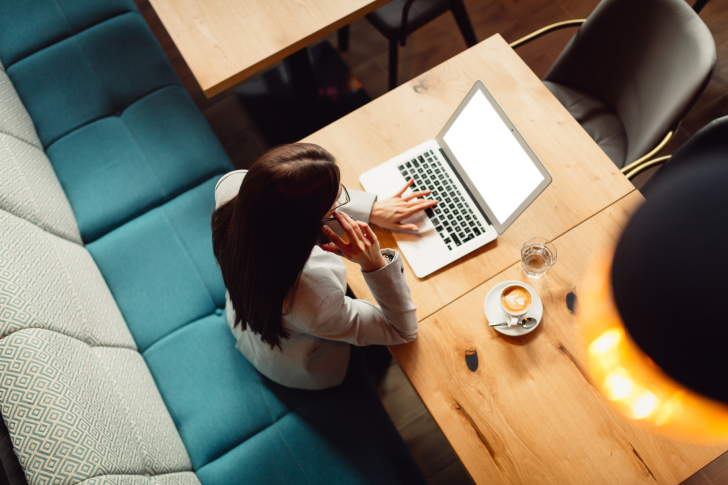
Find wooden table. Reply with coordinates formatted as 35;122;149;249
305;34;728;484
148;0;391;97
310;34;633;320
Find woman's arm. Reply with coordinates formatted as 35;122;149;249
305;249;417;346
315;211;417;345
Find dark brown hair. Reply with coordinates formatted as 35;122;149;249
212;143;340;349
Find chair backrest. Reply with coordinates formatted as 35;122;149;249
642;115;728;196
544;0;716;164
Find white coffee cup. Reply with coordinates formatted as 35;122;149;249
499;284;533;327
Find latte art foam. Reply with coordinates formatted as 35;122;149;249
501;285;532;313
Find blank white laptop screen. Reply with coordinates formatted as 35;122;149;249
442;90;545;224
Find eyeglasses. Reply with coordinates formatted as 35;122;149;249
322;183;350;222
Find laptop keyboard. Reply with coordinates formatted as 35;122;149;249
397;149;485;251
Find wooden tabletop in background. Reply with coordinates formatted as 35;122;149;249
148;0;391;97
307;34;634;320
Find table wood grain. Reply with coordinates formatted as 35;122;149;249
306;34;635;321
389;191;728;484
147;0;391;97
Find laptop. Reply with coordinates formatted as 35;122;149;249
359;80;551;278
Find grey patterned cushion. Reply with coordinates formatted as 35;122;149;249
0;64;81;244
0;330;192;485
79;472;201;485
92;348;192;475
0;210;135;348
0;210;196;483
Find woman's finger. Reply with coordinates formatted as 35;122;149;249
358;221;378;243
394;179;414;198
340;211;366;246
401;199;438;218
403;189;432;202
334;211;361;246
396;222;420;232
318;243;344;256
322;225;348;250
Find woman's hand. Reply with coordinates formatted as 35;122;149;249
370;179;438;232
320;211;387;273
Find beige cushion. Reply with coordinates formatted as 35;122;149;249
93;347;192;475
0;210;135;348
0;329;192;485
79;472;202;485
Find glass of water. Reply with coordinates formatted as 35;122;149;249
521;237;557;278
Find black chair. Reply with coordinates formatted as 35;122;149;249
355;0;477;90
510;0;716;175
638;116;728;195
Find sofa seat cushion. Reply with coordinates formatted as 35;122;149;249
45;85;231;241
144;315;426;485
87;177;225;352
0;210;135;348
0;0;137;67
0;329;192;485
4;12;177;147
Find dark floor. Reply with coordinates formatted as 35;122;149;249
137;0;728;483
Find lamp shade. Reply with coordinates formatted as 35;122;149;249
581;162;728;440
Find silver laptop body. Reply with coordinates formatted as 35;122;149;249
359;80;552;278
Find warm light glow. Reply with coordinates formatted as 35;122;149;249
589;328;621;355
580;253;728;441
632;391;659;420
588;328;622;371
603;368;633;401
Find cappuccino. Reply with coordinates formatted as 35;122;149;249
501;285;532;314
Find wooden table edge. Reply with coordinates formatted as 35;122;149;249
196;0;393;97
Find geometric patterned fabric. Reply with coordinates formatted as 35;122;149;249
0;329;192;485
0;210;135;348
0;64;81;244
92;347;191;475
79;472;202;485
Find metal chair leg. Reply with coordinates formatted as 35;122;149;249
388;39;399;91
451;1;477;47
337;25;350;51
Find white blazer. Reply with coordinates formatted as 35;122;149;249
215;170;418;390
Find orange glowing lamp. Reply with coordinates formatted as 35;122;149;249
579;161;728;442
581;255;728;441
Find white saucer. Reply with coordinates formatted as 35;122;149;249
484;280;543;337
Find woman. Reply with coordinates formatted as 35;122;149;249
212;143;437;390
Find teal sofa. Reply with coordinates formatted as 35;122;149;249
0;0;427;483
